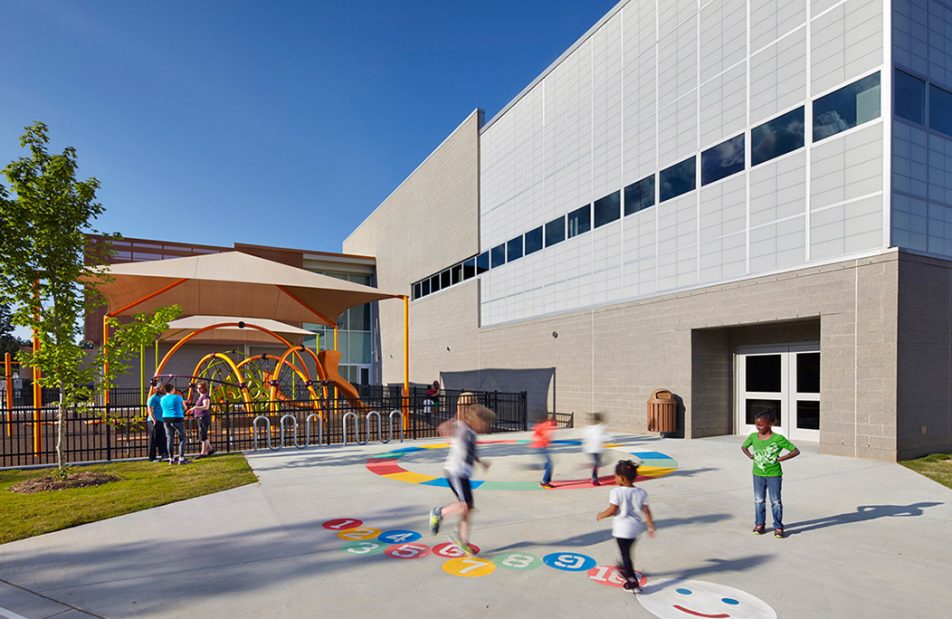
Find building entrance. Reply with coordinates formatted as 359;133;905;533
735;344;820;442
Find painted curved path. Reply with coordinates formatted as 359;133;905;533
366;438;679;490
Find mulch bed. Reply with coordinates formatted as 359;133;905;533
9;472;120;494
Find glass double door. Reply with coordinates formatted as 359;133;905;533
736;344;820;442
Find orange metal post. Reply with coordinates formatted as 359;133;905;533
32;329;41;454
102;315;110;405
4;353;12;437
333;327;339;405
403;295;409;430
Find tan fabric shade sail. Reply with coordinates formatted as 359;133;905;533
159;316;315;345
94;251;402;325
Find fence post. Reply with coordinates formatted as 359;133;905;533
106;404;112;462
224;401;231;453
521;391;528;430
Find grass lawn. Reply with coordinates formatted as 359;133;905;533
0;453;257;544
900;452;952;490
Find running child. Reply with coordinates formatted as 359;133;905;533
428;392;495;554
596;459;656;593
583;413;607;485
532;417;557;488
741;410;800;538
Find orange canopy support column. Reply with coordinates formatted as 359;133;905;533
402;295;409;430
4;353;12;437
32;328;41;454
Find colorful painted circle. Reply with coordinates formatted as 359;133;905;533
341;540;387;556
322;518;363;531
587;565;647;588
432;541;482;558
492;552;542;571
442;556;497;578
366;442;679;490
542;552;597;572
377;529;422;544
384;542;430;560
337;527;380;541
637;579;777;619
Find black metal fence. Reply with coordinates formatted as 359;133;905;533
0;387;528;468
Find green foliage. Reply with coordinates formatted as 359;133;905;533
0;303;28;356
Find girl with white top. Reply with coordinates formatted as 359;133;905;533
596;459;656;593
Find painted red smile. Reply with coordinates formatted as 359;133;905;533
672;605;730;618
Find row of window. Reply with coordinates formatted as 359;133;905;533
412;72;882;301
895;68;952;137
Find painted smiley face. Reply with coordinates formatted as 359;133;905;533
637;579;777;619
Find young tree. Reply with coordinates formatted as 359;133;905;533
0;122;180;469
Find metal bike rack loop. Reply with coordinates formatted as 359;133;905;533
342;411;360;446
252;415;276;451
304;413;323;448
386;409;404;444
365;411;381;445
279;414;303;449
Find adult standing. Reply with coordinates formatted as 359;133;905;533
161;383;188;464
424;380;441;425
189;382;215;459
146;385;169;462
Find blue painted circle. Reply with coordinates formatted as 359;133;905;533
376;529;422;544
542;552;596;572
676;588;693;595
722;598;739;605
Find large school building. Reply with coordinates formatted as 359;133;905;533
344;0;952;461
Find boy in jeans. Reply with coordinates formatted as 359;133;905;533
741;411;800;538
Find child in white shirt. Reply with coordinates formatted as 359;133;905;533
596;459;656;593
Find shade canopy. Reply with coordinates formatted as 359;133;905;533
94;251;401;326
159;316;315;345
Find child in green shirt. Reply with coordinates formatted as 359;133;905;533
741;411;800;538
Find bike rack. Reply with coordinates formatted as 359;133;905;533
305;413;323;448
279;414;303;449
252;415;276;451
365;411;381;445
342;411;360;446
386;409;404;444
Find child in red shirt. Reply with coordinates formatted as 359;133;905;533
531;418;557;488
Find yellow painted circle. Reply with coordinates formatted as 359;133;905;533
337;527;380;541
441;556;497;578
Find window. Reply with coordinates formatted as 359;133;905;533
895;69;926;125
476;251;489;274
930;83;952;137
702;134;745;185
659;156;696;202
751;107;805;166
421;279;431;296
813;71;881;141
440;269;451;289
507;236;523;262
462;257;476;280
451;263;463;285
593;191;621;228
567;204;591;238
490;243;506;268
624;175;655;215
525;226;543;254
430;274;440;293
413;282;422;300
545;216;565;247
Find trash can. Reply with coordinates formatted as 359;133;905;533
647;389;677;434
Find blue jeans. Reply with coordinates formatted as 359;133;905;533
165;420;186;460
753;475;783;528
540;448;552;484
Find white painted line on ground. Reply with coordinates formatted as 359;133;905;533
0;606;29;619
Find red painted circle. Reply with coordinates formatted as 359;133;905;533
384;542;431;559
587;565;647;589
322;518;363;531
432;541;481;558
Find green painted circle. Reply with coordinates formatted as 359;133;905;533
341;540;387;556
492;552;542;570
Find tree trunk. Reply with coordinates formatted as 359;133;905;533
56;391;65;469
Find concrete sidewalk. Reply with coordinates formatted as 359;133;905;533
1;431;950;618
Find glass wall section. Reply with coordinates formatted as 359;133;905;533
895;69;926;125
421;279;430;296
593;191;621;228
701;134;745;186
440;270;451;288
545;216;565;246
659;157;696;202
930;84;952;137
624;175;655;215
476;251;490;274
463;257;476;279
525;226;543;254
430;274;440;293
451;264;463;285
507;236;523;262
751;107;805;166
490;243;506;268
813;72;881;141
567;204;591;238
413;282;422;300
307;272;374;385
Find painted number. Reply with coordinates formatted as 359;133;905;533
433;542;481;558
493;553;541;571
338;527;380;541
442;556;497;578
377;530;422;544
384;543;430;559
322;518;363;530
342;541;385;556
543;552;596;572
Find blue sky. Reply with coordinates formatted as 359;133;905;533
1;0;620;253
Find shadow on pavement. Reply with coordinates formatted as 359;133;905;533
784;501;944;535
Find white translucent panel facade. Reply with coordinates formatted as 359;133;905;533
892;0;952;258
478;0;888;326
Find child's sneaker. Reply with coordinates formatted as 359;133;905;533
591;479;601;486
539;482;554;489
429;507;442;535
449;531;476;555
773;528;785;538
752;524;766;535
623;579;641;594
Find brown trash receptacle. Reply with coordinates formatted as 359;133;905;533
647;389;677;434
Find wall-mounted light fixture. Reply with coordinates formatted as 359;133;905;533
552;331;559;339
